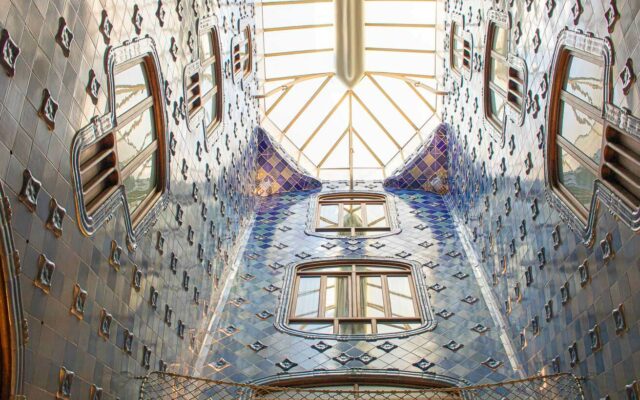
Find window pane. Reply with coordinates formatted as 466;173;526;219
201;64;216;95
203;95;219;129
359;276;385;317
366;204;387;228
324;277;349;317
294;277;321;318
377;322;421;334
491;26;508;57
339;322;372;335
115;62;150;117
290;322;333;334
116;107;156;169
558;100;603;163
355;265;406;272
452;53;462;70
303;265;352;273
201;32;213;60
387;276;416;317
490;58;509;89
557;146;597;211
563;55;603;108
343;203;364;228
318;204;340;228
489;89;506;122
123;154;157;213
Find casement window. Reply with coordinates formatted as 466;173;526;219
199;26;223;135
450;21;471;77
288;261;423;335
484;13;526;134
80;58;163;223
550;49;640;219
315;193;390;236
233;26;252;79
485;22;509;130
71;38;169;248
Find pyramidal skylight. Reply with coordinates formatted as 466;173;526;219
257;0;443;185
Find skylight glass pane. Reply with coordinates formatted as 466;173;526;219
365;2;437;25
262;2;333;29
265;52;333;79
264;28;334;53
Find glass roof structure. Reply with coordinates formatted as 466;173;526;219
257;0;443;184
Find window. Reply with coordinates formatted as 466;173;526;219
282;259;434;337
485;23;509;130
450;21;471;77
71;38;169;248
483;13;526;134
198;26;223;135
233;25;252;79
314;193;392;237
80;58;163;223
550;49;640;219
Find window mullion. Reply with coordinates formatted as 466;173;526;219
361;202;368;227
381;275;391;318
319;276;327;318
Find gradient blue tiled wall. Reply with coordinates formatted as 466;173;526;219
441;0;640;398
200;182;521;386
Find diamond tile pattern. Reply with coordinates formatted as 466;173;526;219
201;189;517;385
384;125;449;194
255;127;322;196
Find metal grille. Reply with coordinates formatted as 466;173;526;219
138;372;585;400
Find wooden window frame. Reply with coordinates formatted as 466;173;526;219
549;49;605;221
288;260;422;335
71;37;169;250
544;29;640;245
484;22;509;132
315;193;390;236
200;27;223;136
449;19;471;79
232;24;252;81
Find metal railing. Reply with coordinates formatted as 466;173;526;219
137;372;585;400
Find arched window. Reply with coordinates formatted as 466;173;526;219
450;18;471;79
312;192;397;237
233;24;252;80
277;259;434;339
548;31;640;226
71;38;169;249
200;26;223;135
484;22;509;130
483;11;526;137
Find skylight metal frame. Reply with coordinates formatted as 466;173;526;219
256;0;445;186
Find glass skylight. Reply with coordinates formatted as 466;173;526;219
257;0;442;184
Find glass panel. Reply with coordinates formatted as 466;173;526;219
338;322;372;335
123;154;157;213
563;55;603;108
452;53;462;70
324;277;349;317
342;203;364;228
489;89;506;122
491;25;508;57
201;64;216;95
294;277;321;318
366;204;387;228
377;322;421;334
558;100;603;163
557;146;597;211
490;58;509;89
116;107;156;169
289;322;333;334
318;204;340;228
115;62;150;117
203;95;219;129
359;276;385;317
387;276;416;317
201;32;214;60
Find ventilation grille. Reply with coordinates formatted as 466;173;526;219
462;39;472;71
79;134;119;214
507;66;525;112
603;127;640;207
186;72;201;117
